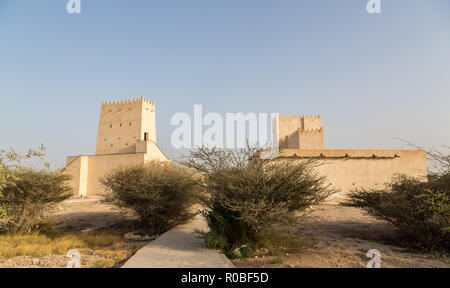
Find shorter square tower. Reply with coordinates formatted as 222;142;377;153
278;115;324;150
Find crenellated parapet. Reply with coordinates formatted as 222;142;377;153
278;114;324;150
279;114;321;119
101;96;155;106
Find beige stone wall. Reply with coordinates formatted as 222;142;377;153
298;129;324;150
65;156;89;197
139;141;169;161
66;144;169;197
277;149;428;201
83;153;146;197
65;156;82;197
140;100;157;143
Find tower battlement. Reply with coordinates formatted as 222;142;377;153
279;114;321;119
279;114;322;131
101;97;155;106
278;114;324;150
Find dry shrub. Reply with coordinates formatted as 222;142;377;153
101;161;199;235
182;147;334;258
342;174;450;252
0;169;72;233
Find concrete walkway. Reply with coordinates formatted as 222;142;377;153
122;214;234;268
63;196;104;204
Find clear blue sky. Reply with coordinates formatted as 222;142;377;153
1;0;449;168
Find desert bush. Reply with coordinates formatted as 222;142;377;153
0;145;47;219
100;161;199;235
0;168;72;233
342;175;450;252
182;147;334;258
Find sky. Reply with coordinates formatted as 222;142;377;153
0;0;449;168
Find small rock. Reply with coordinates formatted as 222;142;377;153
32;259;40;265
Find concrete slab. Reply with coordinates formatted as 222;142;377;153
122;214;234;268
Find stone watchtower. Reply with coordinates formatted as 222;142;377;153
96;97;157;155
65;97;167;197
277;115;324;150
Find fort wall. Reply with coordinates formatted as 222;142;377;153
276;149;428;200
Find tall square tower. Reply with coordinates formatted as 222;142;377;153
95;97;156;155
66;97;167;197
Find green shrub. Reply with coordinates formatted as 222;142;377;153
1;145;47;219
342;174;450;252
100;161;199;235
182;147;334;258
0;169;72;233
202;204;253;258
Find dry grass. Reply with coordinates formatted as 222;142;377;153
0;230;126;258
90;259;111;268
0;201;148;267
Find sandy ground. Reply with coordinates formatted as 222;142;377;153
1;200;448;268
51;198;139;231
233;204;450;268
